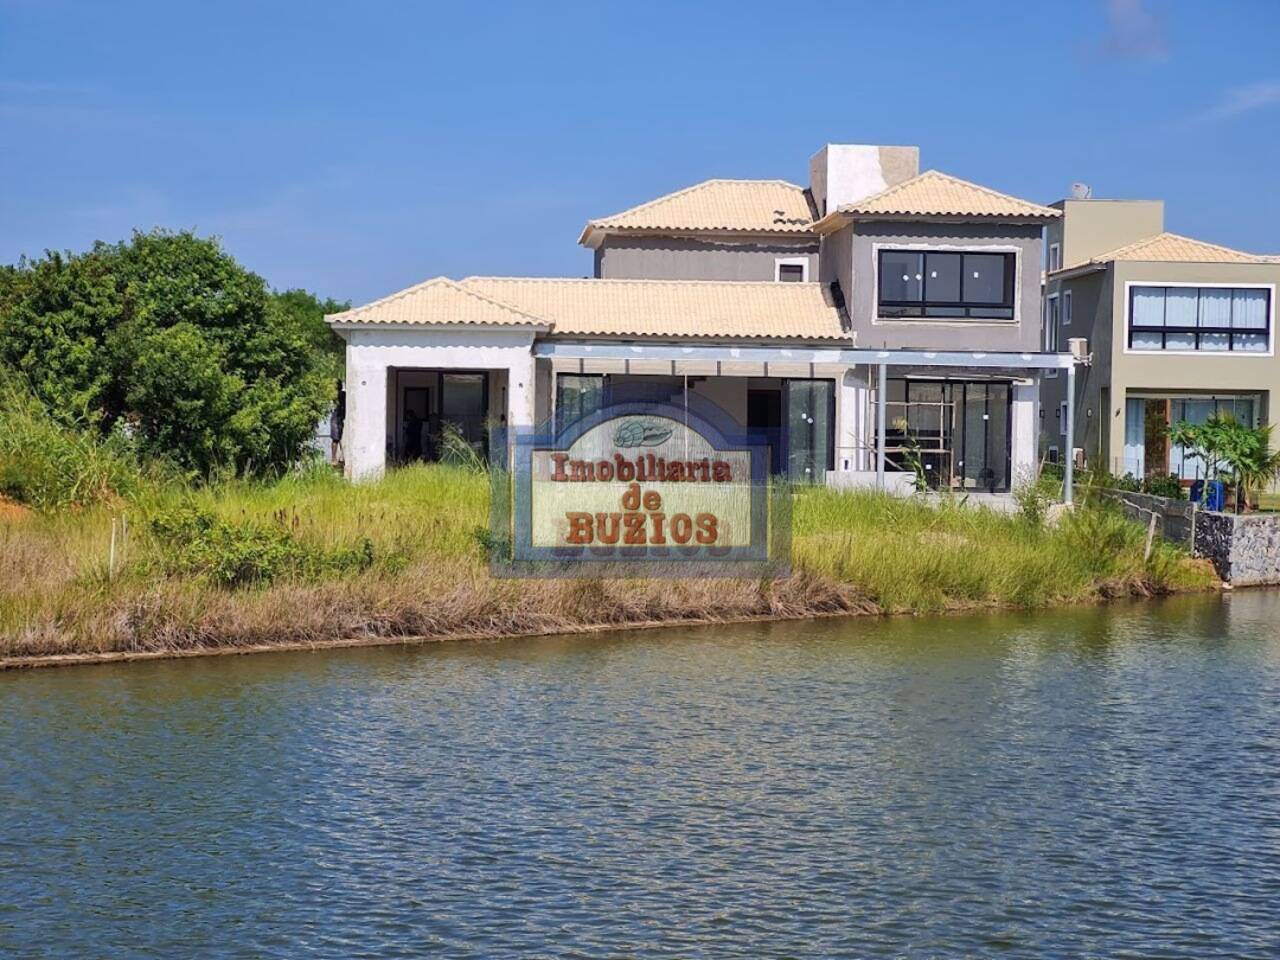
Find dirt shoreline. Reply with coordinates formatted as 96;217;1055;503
0;607;880;671
0;584;1226;672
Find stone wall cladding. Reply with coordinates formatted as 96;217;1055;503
1202;512;1280;586
1102;489;1280;585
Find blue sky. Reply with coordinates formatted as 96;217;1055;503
2;0;1278;304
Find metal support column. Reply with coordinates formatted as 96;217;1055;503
876;363;887;490
1064;363;1076;505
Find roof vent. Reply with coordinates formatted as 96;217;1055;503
1070;182;1093;200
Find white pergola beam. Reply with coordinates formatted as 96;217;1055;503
533;341;1076;371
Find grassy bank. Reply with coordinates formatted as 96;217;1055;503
0;464;1216;662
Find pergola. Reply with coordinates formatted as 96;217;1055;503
534;341;1083;503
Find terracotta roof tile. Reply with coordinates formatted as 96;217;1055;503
329;275;847;341
579;179;814;242
324;277;547;328
821;170;1060;224
461;277;845;340
1080;231;1273;267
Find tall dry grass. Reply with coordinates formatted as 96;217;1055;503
0;465;1217;660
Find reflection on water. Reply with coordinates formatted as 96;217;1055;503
3;592;1280;958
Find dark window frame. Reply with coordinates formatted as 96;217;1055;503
1126;285;1273;352
776;262;807;283
877;249;1017;320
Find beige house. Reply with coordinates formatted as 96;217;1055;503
1042;199;1279;481
329;144;1077;494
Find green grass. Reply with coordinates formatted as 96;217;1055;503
793;487;1206;613
0;464;1218;660
0;371;166;510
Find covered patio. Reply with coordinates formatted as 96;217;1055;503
535;342;1082;501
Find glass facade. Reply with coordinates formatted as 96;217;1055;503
785;380;834;483
1122;395;1260;480
1128;285;1271;353
553;374;834;483
878;250;1016;320
885;380;1012;492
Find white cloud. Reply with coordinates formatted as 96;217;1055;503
1195;82;1280;123
1094;0;1169;62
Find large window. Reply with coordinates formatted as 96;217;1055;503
878;250;1016;320
1128;285;1272;353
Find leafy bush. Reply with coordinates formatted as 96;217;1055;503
1013;476;1055;525
1142;472;1185;500
1170;413;1280;511
0;231;339;476
147;505;375;587
1112;472;1141;492
0;368;156;509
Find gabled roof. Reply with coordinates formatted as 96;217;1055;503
460;277;844;340
578;179;815;245
1089;232;1272;266
1051;232;1277;277
814;170;1060;231
324;276;548;328
329;275;847;342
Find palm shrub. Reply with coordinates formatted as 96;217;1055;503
1168;413;1280;512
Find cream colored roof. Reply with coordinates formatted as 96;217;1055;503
579;179;814;242
817;170;1060;228
1078;231;1274;268
324;276;548;328
329;275;847;341
461;277;845;340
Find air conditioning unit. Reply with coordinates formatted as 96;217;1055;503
1067;337;1090;361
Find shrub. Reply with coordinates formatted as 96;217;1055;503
1142;472;1185;500
0;231;338;476
1013;477;1054;525
0;368;155;509
146;505;375;587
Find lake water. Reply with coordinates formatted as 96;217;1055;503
4;593;1280;958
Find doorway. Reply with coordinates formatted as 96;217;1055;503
747;388;783;474
393;369;491;464
886;380;1012;492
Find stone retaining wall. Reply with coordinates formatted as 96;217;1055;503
1102;489;1280;585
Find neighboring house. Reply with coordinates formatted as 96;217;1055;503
1042;198;1279;482
329;143;1074;491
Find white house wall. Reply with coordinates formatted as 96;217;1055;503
342;326;538;480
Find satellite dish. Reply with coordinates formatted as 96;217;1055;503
1070;182;1093;200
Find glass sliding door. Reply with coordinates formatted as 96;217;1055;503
897;380;1011;492
904;381;948;488
439;373;488;461
555;374;604;434
785;380;834;483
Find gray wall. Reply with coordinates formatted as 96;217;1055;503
1040;270;1110;462
594;235;819;281
839;220;1045;352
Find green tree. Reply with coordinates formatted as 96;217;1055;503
269;288;349;369
0;230;338;475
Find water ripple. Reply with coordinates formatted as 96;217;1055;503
3;593;1280;958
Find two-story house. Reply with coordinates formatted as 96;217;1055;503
329;144;1076;494
1041;198;1279;483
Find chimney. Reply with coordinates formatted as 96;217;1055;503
809;144;919;218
